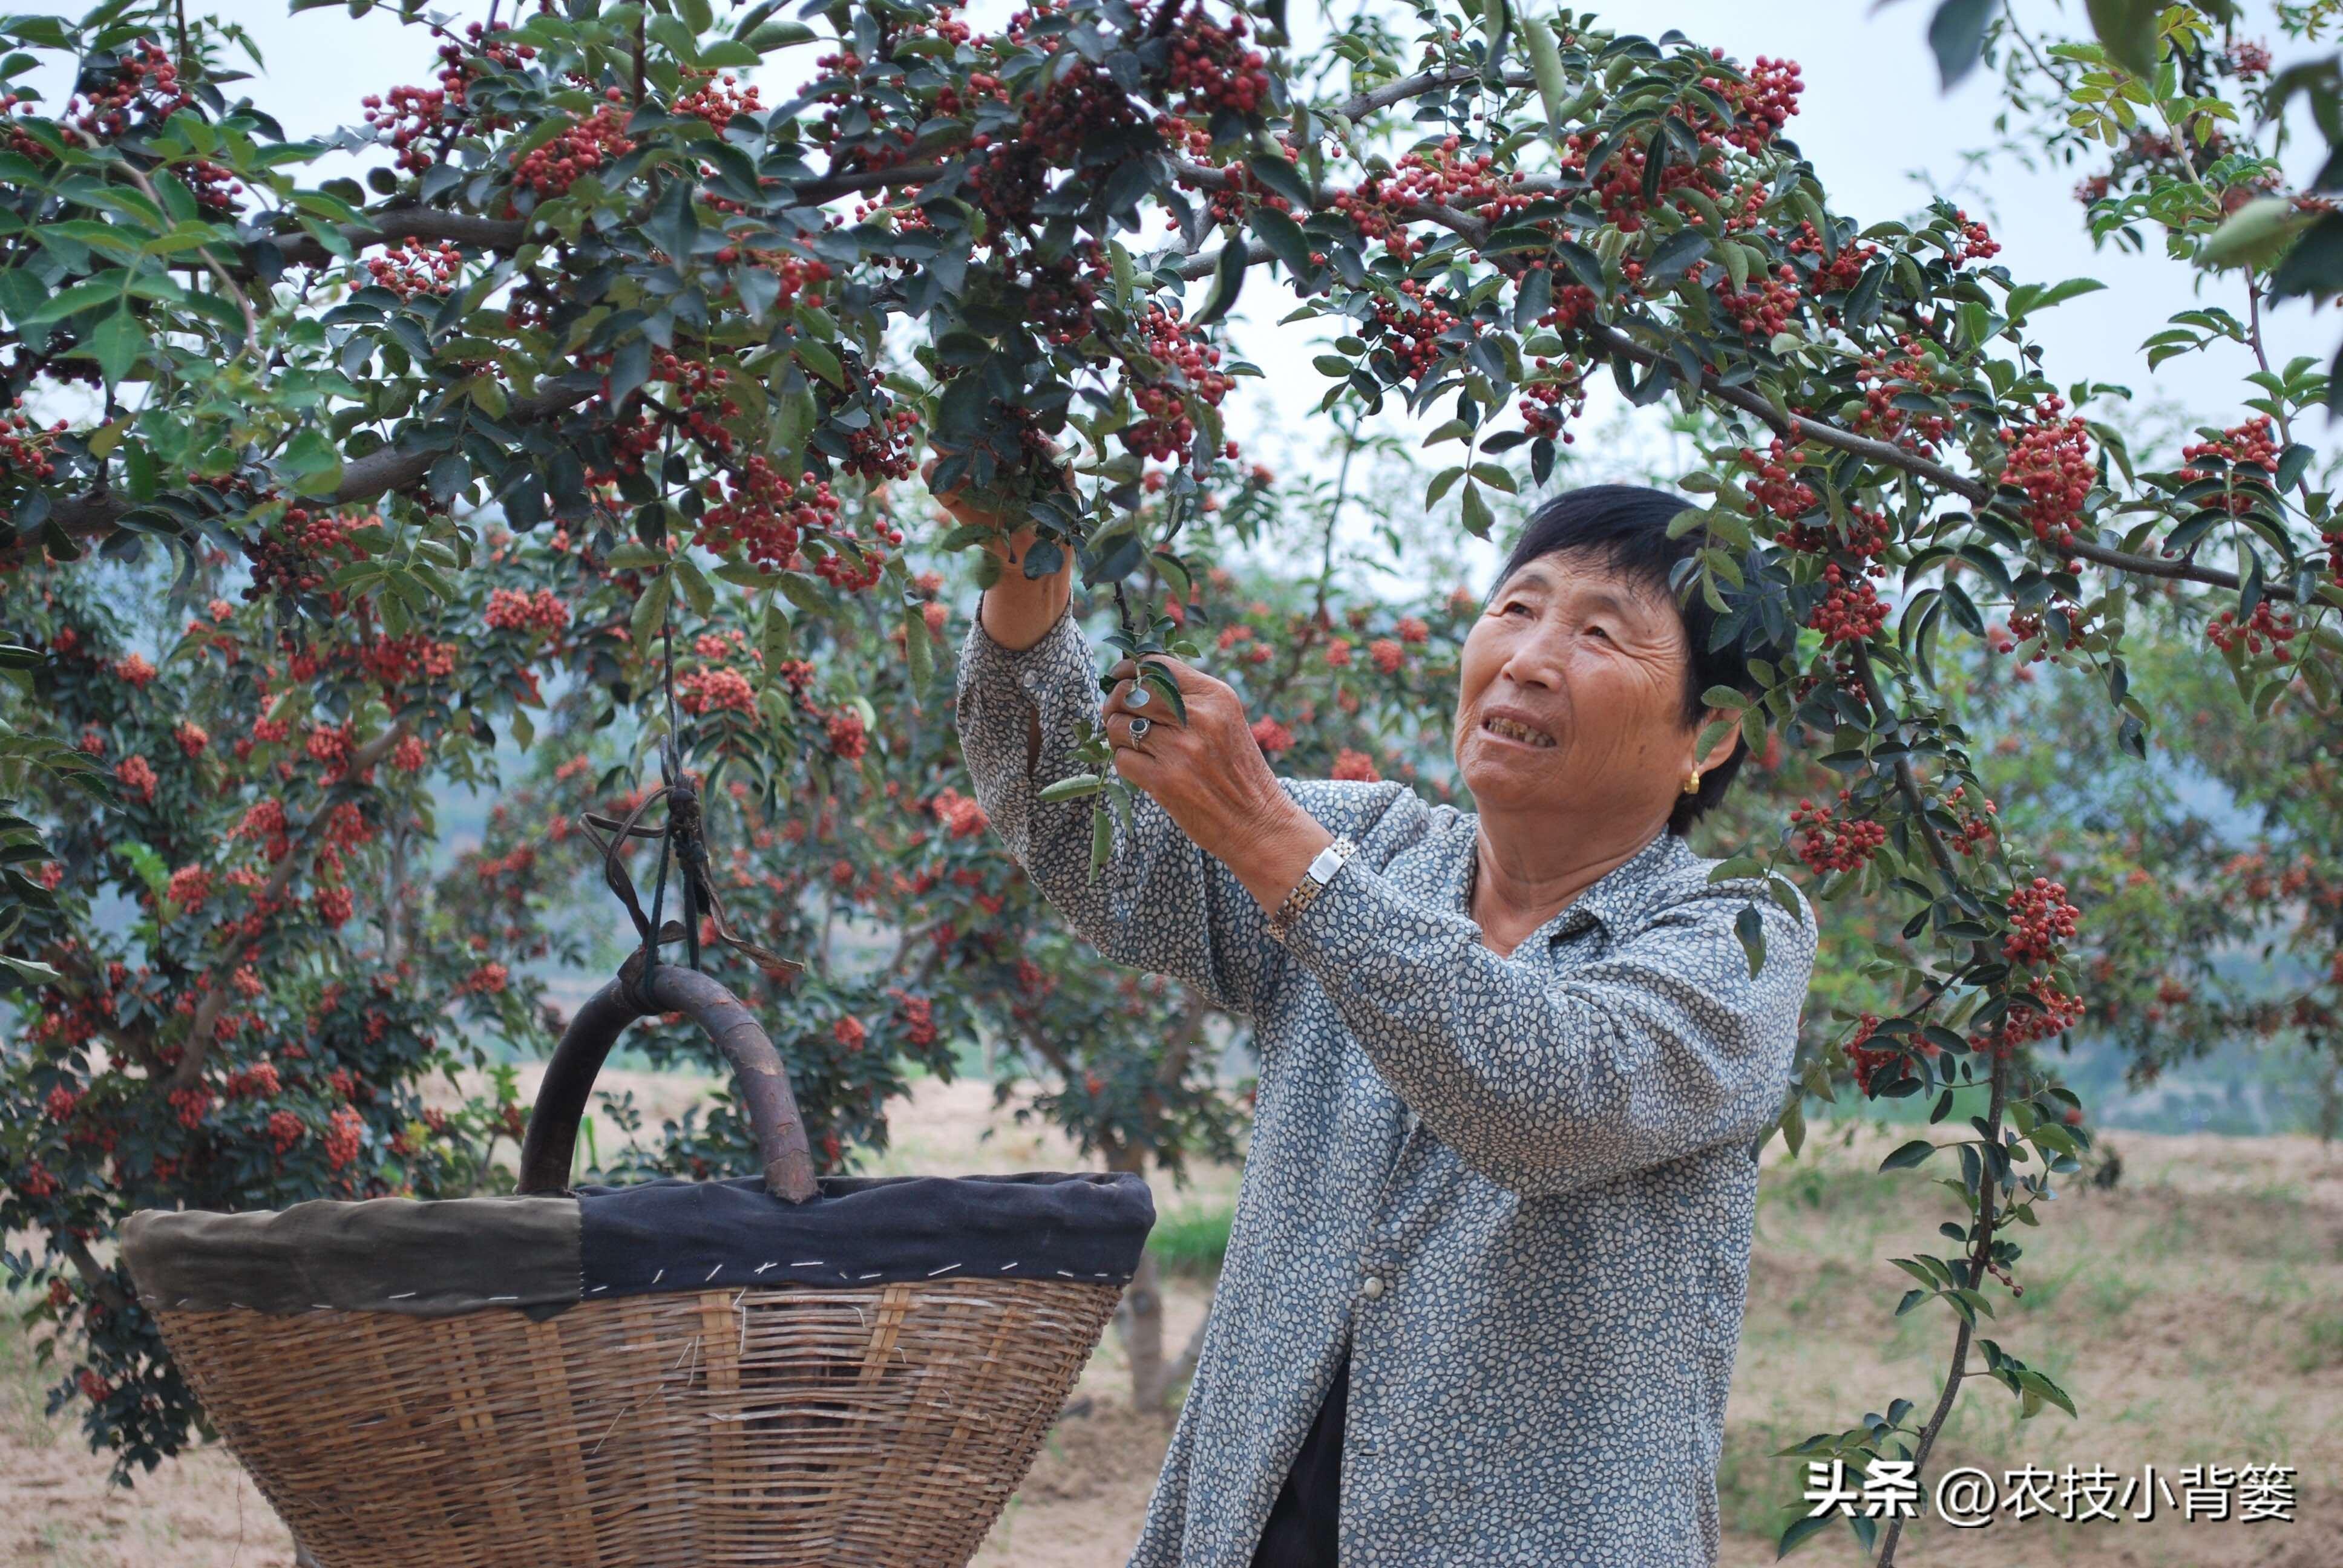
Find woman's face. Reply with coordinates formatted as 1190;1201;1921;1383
1452;550;1710;822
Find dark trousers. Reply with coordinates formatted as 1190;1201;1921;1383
1250;1350;1349;1567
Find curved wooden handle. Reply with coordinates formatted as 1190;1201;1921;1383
517;962;819;1202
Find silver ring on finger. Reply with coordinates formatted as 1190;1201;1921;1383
1127;715;1152;740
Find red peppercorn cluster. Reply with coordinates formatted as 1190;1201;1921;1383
696;458;843;572
1981;982;2085;1053
1941;784;1997;857
358;633;459;688
825;706;869;759
1791;789;1887;875
244;508;371;599
168;1083;214;1130
224;1062;282;1100
115;754;158;805
1705;55;1803;151
1997;396;2094;550
324;1105;365;1171
0;402;67;480
1950;207;2000;261
1850;339;1956;454
1250;716;1294;754
483;587;568;635
2232;40;2273;77
1366;282;1466;385
67;41;189;140
1785;220;1877;293
968;58;1144;228
675;68;762;132
1738;439;1818;526
1806;564;1890;644
1163;5;1271;116
165;864;212;914
928;786;989;839
1843;1012;1904;1096
299;883;347;933
678;665;758;716
364;238;462;301
513;105;635;198
2002;877;2079;967
888;988;939;1047
2175;414;2282;517
1717;273;1803;339
111;652;157;690
1331;748;1380;782
1122;306;1236;463
2204;599;2297;656
1518;358;1587;442
264;1109;304;1154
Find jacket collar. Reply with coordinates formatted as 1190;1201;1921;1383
1452;822;1690;947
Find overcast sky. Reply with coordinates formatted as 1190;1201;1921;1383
119;2;2343;577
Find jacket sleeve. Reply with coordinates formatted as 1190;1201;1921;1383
1274;791;1818;1200
953;599;1292;1017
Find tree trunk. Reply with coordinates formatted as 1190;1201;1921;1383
1116;1243;1173;1414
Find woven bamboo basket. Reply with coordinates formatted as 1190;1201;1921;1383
122;961;1152;1568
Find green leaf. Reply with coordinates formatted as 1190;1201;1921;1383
90;309;145;385
902;598;934;693
1038;774;1107;802
1734;903;1767;976
1194;233;1248;328
2200;197;2313;271
1089;802;1113;879
671;554;716;616
279;429;344;497
1927;0;1994;88
793;336;845;388
1245;152;1312;208
1880;1138;1940;1172
630;570;673;650
774;570;830;615
1460;481;1493;539
1521;16;1568;126
2085;0;2163;79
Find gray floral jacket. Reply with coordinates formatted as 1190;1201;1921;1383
954;602;1818;1567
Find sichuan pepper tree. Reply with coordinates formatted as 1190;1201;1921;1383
0;0;2339;1556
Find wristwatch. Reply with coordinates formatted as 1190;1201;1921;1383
1267;835;1357;944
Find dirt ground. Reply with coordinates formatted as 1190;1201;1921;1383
5;1069;2338;1567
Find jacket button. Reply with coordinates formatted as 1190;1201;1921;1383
1360;1275;1386;1300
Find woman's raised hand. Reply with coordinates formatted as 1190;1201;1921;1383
1099;653;1294;869
923;442;1071;653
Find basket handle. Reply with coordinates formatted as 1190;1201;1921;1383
517;959;820;1202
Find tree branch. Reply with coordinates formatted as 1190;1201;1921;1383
40;379;599;551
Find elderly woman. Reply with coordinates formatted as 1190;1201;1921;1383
948;480;1818;1568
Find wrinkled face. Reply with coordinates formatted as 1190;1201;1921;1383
1452;550;1704;821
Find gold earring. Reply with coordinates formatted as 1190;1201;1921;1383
1682;768;1702;796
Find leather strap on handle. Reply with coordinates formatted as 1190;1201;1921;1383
517;956;819;1202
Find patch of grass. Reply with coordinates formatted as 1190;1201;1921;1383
1715;1417;1809;1543
1148;1203;1233;1279
2293;1307;2343;1374
2078;1264;2152;1324
1;1285;65;1453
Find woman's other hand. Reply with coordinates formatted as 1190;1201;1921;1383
1101;655;1317;875
922;444;1070;653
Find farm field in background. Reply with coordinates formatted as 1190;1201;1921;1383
5;1071;2338;1568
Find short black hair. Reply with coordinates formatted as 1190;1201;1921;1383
1485;483;1768;836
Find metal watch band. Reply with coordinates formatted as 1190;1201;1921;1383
1267;835;1357;943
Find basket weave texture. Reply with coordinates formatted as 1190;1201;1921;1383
155;1276;1118;1568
